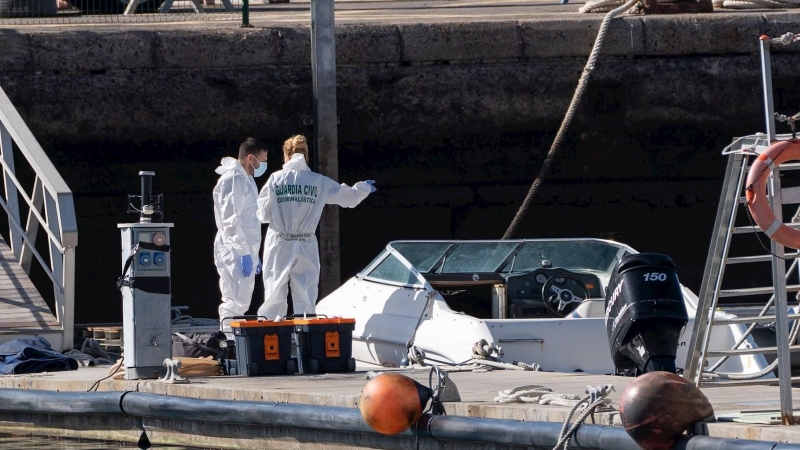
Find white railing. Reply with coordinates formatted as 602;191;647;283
0;85;77;351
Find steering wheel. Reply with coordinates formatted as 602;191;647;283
541;273;590;318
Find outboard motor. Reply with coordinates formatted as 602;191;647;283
605;253;688;376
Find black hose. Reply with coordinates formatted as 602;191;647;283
0;389;799;450
120;393;376;434
0;389;125;415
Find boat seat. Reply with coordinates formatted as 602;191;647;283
568;298;606;319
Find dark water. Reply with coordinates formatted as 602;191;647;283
0;433;206;450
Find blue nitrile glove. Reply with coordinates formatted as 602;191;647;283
256;258;262;275
365;180;377;193
240;255;253;277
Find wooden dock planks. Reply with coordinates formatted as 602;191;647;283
0;236;60;333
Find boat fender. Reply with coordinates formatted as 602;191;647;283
619;371;714;450
746;139;800;249
359;372;432;434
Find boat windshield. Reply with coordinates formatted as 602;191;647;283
388;239;631;275
513;241;626;273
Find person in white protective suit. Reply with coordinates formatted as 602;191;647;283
256;135;376;320
213;137;269;334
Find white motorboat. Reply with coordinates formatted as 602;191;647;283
317;238;770;375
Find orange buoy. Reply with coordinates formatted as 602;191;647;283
746;139;800;249
619;372;714;450
359;373;432;435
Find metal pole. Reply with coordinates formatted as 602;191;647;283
760;35;795;425
311;0;340;298
241;0;251;27
760;36;776;143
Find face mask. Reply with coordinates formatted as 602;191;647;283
251;159;267;177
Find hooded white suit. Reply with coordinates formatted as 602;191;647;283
257;154;372;319
213;157;262;330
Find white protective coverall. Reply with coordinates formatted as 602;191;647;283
213;157;262;330
256;153;372;319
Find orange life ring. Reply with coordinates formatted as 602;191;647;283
745;139;800;249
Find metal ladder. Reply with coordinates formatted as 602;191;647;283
683;33;800;425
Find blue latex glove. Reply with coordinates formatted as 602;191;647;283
240;255;253;277
365;180;377;193
256;258;262;275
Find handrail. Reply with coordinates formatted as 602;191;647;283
0;84;77;351
0;156;65;253
0;194;62;292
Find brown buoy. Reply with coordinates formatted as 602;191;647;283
620;371;714;450
359;373;433;434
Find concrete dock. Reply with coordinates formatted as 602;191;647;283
0;364;799;449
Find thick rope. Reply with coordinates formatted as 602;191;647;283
495;385;581;405
409;339;541;372
502;0;640;239
580;0;641;12
713;0;800;8
552;391;614;450
498;385;614;450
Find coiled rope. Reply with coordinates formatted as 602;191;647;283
495;384;615;450
503;0;641;239
494;385;582;406
551;386;614;450
712;0;800;8
407;339;542;372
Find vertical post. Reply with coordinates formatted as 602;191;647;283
241;0;251;27
0;122;21;260
61;245;75;351
44;191;67;346
311;0;340;299
768;167;794;425
760;35;794;425
760;36;776;143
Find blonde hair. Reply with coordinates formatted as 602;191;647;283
283;135;309;163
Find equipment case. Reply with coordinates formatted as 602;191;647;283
231;319;296;376
293;317;356;374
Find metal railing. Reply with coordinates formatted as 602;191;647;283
0;85;77;351
0;0;243;25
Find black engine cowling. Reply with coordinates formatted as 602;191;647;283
605;253;688;376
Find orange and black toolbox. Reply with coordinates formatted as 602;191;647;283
231;319;297;376
293;317;356;374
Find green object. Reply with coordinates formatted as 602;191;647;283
241;0;251;27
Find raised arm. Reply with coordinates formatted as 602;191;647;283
323;177;374;208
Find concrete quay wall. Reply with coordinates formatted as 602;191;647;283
1;13;799;143
0;13;798;323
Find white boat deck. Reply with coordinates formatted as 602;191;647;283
0;236;62;349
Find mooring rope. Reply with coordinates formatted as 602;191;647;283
502;0;641;239
579;0;641;13
712;0;800;8
495;384;614;450
407;339;542;372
